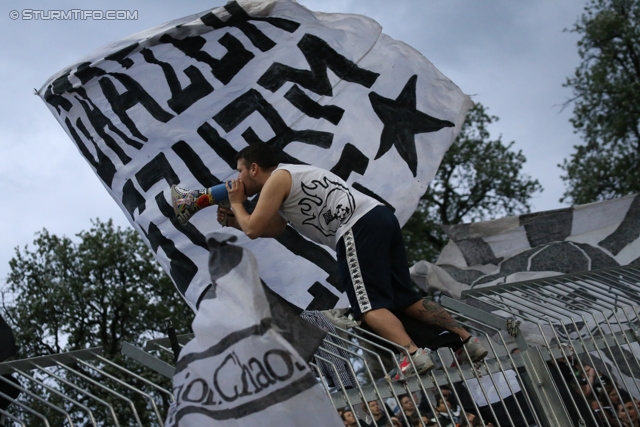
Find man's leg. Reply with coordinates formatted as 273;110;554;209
361;308;419;353
403;299;470;341
361;308;434;375
404;299;488;362
335;209;435;373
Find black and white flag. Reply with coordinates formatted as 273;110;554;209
165;234;339;426
409;194;640;401
411;193;640;298
0;314;20;412
38;0;470;311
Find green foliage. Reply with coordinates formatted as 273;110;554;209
403;102;543;264
1;219;193;426
561;0;640;204
3;218;192;357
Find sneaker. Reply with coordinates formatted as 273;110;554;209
393;348;434;380
171;185;213;225
455;337;488;365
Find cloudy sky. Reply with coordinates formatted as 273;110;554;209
0;0;588;284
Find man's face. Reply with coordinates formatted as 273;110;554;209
401;397;415;413
343;410;356;425
436;398;451;412
236;159;259;196
609;388;621;406
368;400;380;416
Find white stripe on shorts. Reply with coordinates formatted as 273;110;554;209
343;229;371;313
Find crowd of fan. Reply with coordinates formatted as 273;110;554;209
313;306;638;426
334;353;640;427
551;354;639;427
337;389;497;427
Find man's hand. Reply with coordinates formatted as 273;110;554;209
226;179;247;205
217;206;240;229
225;170;289;239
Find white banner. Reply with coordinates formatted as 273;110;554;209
165;234;340;426
38;0;470;310
410;194;640;401
411;193;640;297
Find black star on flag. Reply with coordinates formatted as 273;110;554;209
369;74;454;176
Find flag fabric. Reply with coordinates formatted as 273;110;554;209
410;193;640;299
165;233;340;426
0;314;20;411
0;314;18;363
409;194;640;403
38;0;470;311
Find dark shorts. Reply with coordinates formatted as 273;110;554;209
336;205;422;318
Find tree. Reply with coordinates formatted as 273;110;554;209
403;102;543;264
1;219;194;425
560;0;640;204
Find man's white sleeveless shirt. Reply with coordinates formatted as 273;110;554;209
274;164;381;248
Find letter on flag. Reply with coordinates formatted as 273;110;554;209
38;0;471;312
165;233;339;426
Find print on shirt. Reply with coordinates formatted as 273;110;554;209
299;176;355;237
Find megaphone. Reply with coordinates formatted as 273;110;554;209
171;183;229;225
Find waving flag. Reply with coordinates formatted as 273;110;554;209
0;314;20;411
38;0;470;311
409;194;640;409
165;234;338;426
411;193;640;299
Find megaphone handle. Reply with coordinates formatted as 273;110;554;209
218;200;231;227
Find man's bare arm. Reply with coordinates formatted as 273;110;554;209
227;171;289;239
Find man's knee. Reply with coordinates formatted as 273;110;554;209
421;297;440;311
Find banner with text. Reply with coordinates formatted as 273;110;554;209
165;234;338;426
39;0;470;310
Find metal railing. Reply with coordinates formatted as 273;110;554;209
314;265;640;427
0;265;638;426
0;347;174;426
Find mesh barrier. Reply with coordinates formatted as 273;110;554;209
0;265;638;426
315;265;640;427
0;347;174;426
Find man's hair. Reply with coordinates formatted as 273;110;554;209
621;395;640;406
340;409;353;421
235;143;280;169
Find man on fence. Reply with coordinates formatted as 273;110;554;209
175;144;487;377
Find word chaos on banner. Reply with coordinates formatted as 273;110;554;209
38;0;471;311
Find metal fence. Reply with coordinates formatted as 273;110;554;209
0;347;174;426
1;265;638;426
317;265;640;427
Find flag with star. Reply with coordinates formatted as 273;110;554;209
38;0;471;313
